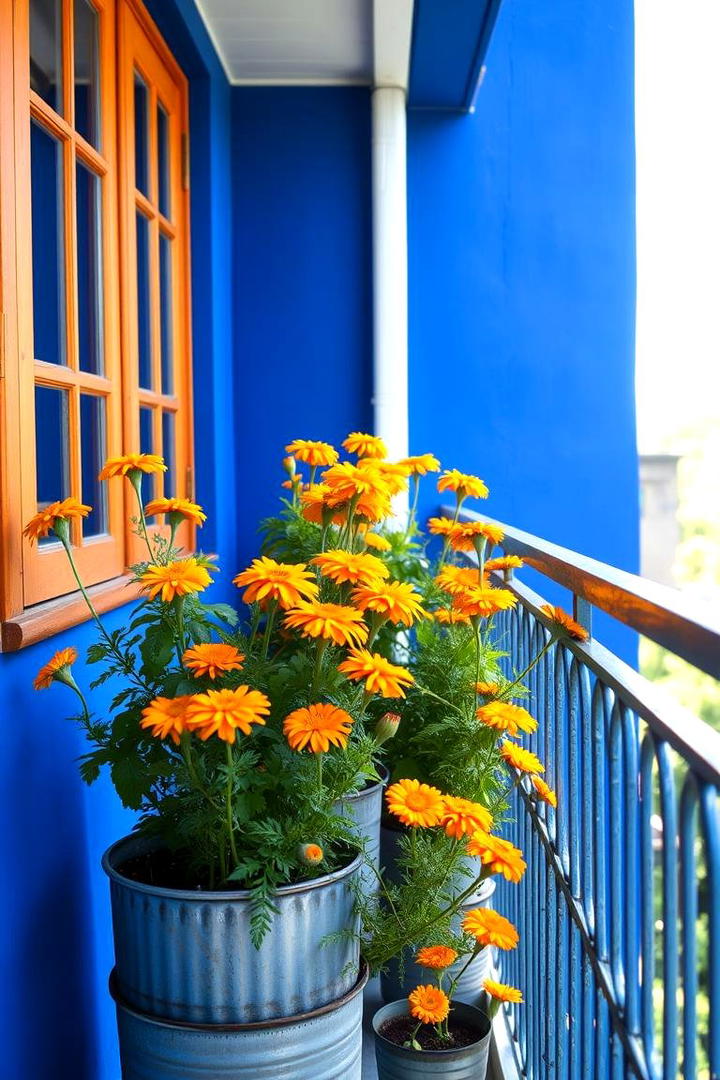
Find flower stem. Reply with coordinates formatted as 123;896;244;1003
225;741;240;869
260;600;279;659
131;474;157;563
403;476;420;541
439;495;465;563
312;638;328;697
500;638;554;701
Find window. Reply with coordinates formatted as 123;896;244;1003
0;0;193;650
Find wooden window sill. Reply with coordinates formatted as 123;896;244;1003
1;574;142;652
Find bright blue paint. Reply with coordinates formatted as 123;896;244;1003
230;87;373;567
409;0;503;110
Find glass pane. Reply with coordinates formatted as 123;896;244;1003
35;384;69;543
30;0;62;113
80;394;107;536
162;411;175;495
76;161;104;374
136;211;152;388
139;405;155;501
157;103;170;218
31;121;66;366
134;71;149;195
159;233;173;393
74;0;100;147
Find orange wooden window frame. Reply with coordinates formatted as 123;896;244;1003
0;0;194;651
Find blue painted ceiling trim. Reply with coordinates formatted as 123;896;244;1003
408;0;504;111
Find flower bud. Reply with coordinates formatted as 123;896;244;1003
282;455;296;478
298;842;324;866
375;712;401;745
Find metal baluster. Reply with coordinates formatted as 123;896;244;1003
679;774;698;1080
656;741;678;1080
609;700;626;1007
622;704;641;1040
699;782;720;1078
640;734;659;1080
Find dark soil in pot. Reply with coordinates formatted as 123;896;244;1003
378;1016;480;1051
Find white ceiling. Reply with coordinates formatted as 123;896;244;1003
194;0;374;85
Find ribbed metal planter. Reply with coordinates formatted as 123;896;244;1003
112;961;369;1080
103;833;361;1025
335;767;387;892
380;880;496;1007
373;999;491;1079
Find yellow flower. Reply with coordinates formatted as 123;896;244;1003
185;686;271;743
362;531;392;552
435;565;481;595
283;601;369;648
182;643;245;680
447;521;505;552
434;608;471;625
233;556;319;610
475;681;502;697
342;432;387;459
452;585;517;620
398;454;441;476
540;604;589;642
351;580;428;627
285;439;339;467
99;453;166;480
437;470;488;500
440;796;493;839
408;985;450;1025
415;946;458;970
139;558;213;602
467;830;527;883
532;776;558;808
24;498;92;544
484;979;523;1004
33;647;78;690
485;555;524;574
140;695;192;745
144;497;207;527
476;701;537;737
385;778;445;828
284;702;354;753
500;741;544;775
312;550;389;587
338;649;414;698
462;908;519;950
427;516;457;537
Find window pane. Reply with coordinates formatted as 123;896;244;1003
74;0;100;147
162;410;175;495
80;394;107;536
76;161;104;374
139;405;155;501
157;102;170;218
30;0;62;113
159;232;173;393
134;71;149;195
31;121;66;366
136;211;152;388
35;385;69;543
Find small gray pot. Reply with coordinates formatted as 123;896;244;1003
373;999;492;1079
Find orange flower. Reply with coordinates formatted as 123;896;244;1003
476;701;537;737
285;439;339;467
299;842;324;865
312;550;389;587
283;702;354;752
415;946;458;970
532;776;558;808
358;458;409;496
299;484;345;526
182;643;245;680
140;558;213;602
24;498;92;544
99;453;166;480
342;432;387;459
351;580;427;627
427;516;457;537
475;681;502;697
33;647;78;690
322;462;390;506
452;585;517;620
440;796;493;839
467;830;527;883
485;555;524;574
462;908;519;950
185;686;271;743
144;497;207;527
408;985;450;1025
484;979;523;1004
500;741;544;775
233;556;319;610
362;531;391;552
435;565;481;595
437;470;488;500
398;454;441;476
540;604;589;643
385;778;445;828
283;601;369;648
447;521;505;552
338;649;414;698
140;695;192;745
434;608;471;625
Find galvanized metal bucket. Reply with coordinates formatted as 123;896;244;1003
380;880;496;1007
380;821;489;902
111;960;369;1080
103;833;361;1025
335;767;387;891
373;999;491;1080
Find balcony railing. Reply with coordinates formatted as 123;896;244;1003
448;508;720;1080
